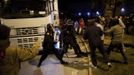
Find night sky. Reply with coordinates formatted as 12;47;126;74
58;0;134;18
58;0;104;18
58;0;94;12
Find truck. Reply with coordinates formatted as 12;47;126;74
0;0;59;48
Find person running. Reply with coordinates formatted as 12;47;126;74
105;19;128;64
83;19;111;68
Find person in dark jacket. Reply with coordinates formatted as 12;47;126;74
62;25;80;57
37;24;67;67
61;21;86;58
83;19;111;68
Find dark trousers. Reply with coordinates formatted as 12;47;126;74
89;43;109;66
107;42;127;62
37;49;64;67
62;38;82;57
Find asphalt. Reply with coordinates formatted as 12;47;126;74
104;34;134;47
124;34;134;47
18;34;133;75
19;36;91;75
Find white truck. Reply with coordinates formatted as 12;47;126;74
1;0;59;48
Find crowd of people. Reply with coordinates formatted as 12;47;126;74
0;15;130;75
83;17;128;68
59;15;129;68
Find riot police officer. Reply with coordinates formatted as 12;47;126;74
61;19;86;57
37;24;67;67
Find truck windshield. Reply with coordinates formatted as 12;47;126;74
1;0;47;19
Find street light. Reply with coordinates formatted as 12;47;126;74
78;12;81;16
87;12;90;16
121;7;125;15
121;8;125;12
96;11;100;15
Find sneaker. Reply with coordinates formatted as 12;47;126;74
123;61;128;64
107;62;112;67
61;61;68;65
89;64;97;69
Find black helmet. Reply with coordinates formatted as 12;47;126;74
47;24;53;31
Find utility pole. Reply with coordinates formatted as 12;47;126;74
104;0;114;17
112;0;116;17
104;0;123;17
0;0;5;17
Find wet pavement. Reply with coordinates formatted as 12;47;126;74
19;55;90;75
19;34;134;75
19;35;91;75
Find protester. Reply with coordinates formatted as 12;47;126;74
95;17;105;42
0;24;41;75
37;24;67;67
83;19;111;68
105;19;128;64
79;18;85;35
